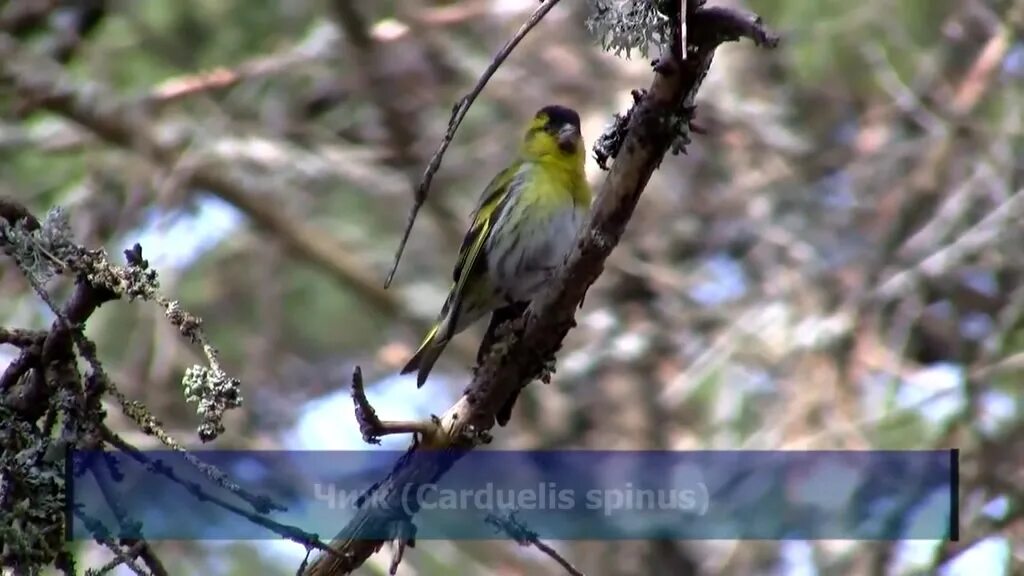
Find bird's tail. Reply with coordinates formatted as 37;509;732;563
401;320;451;388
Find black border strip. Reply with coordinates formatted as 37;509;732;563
949;448;959;542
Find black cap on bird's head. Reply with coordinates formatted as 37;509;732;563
536;105;581;131
530;104;583;154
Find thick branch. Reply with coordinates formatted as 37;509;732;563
0;198;117;416
1;276;115;414
0;327;46;348
304;4;778;575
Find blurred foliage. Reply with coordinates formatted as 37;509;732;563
1;0;1023;574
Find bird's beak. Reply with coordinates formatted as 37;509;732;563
557;125;580;152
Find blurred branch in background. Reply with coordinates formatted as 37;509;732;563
140;40;328;111
0;33;440;335
329;0;464;253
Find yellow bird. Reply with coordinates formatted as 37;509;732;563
402;105;591;387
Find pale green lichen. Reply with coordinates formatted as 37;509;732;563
163;300;202;343
164;300;244;441
0;207;75;285
586;0;675;58
182;359;243;443
0;208;160;301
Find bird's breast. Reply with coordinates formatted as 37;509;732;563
489;197;586;302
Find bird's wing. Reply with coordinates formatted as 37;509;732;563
441;163;522;336
451;163;522;283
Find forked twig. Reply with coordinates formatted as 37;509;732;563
351;366;441;444
486;512;586;576
383;0;564;288
99;425;345;563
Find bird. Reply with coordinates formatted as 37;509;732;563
401;104;591;388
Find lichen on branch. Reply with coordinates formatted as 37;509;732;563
585;0;679;58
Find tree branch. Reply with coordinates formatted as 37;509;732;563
0;200;118;417
304;4;778;574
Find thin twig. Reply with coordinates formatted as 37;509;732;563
132;543;170;576
77;524;152;576
0;32;484;363
296;548;314;576
875;188;1024;300
384;0;564;288
99;425;347;563
84;455;171;576
9;227;269;512
88;541;146;576
485;513;586;576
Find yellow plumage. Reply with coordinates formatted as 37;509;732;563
402;105;591;387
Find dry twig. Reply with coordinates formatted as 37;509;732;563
485;512;586;576
350;366;440;444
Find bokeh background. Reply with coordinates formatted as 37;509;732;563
1;0;1022;574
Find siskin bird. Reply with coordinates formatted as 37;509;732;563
402;104;591;388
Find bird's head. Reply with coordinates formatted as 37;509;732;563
521;104;584;165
